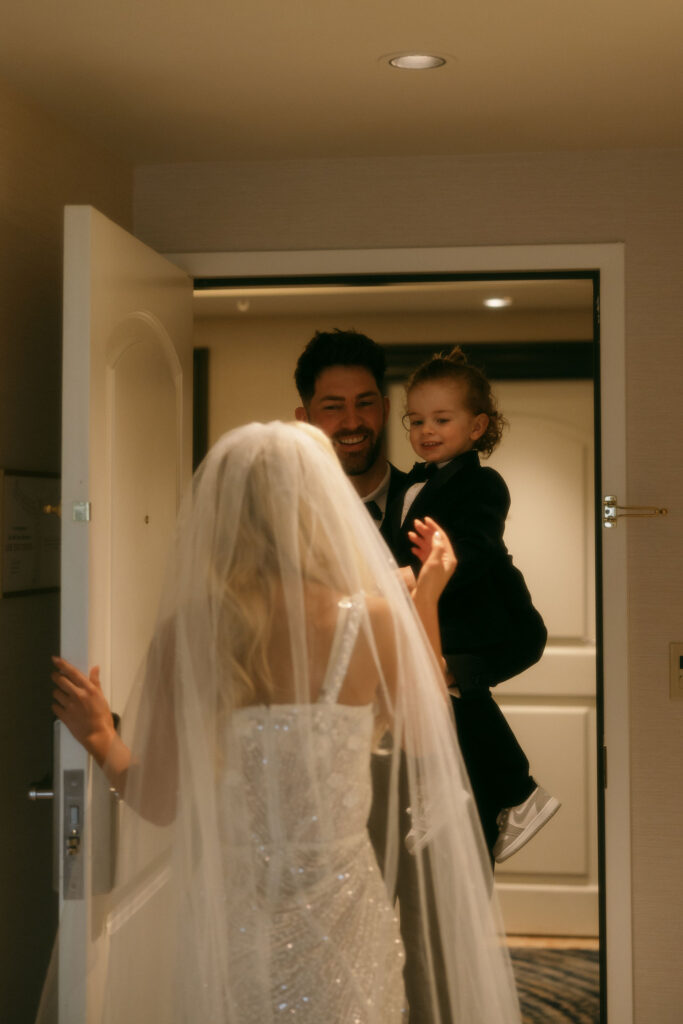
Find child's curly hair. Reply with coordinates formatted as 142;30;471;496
405;346;507;457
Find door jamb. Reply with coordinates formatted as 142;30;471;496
168;241;630;1023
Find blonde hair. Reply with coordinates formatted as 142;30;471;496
205;422;374;709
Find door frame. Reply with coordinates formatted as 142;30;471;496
167;241;630;1023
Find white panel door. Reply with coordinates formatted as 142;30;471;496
55;206;193;1022
389;375;597;935
487;380;598;936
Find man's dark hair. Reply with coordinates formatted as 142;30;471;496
294;329;386;404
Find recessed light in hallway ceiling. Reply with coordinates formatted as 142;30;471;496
387;54;447;70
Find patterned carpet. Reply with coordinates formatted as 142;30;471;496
510;947;601;1024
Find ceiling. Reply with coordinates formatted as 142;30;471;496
2;0;682;164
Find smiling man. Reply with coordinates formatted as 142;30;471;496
294;329;407;537
295;330;447;1019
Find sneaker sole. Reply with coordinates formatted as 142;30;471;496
494;797;561;863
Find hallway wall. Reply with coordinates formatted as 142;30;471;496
0;76;133;1022
194;306;591;445
135;147;683;1023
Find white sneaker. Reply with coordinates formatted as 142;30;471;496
493;786;561;863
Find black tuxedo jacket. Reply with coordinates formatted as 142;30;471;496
379;463;409;544
386;450;546;690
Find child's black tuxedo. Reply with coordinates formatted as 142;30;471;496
387;449;546;690
386;449;547;855
379;463;408;544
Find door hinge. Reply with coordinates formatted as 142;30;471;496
72;501;91;522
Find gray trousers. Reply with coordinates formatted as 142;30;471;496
367;752;453;1024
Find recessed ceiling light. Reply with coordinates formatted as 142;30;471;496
388;54;446;70
484;297;513;309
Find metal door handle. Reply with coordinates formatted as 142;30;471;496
28;781;54;800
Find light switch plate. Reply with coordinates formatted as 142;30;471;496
669;643;683;701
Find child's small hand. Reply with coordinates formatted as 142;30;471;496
410;517;457;599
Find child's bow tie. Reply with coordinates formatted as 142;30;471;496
408;462;438;483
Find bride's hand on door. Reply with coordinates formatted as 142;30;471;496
51;657;117;767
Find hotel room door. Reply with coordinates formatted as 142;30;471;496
53;205;193;1022
488;379;598;936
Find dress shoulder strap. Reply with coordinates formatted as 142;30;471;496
317;594;365;704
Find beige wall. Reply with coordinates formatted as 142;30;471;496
136;148;683;1023
197;307;592;445
0;76;133;1023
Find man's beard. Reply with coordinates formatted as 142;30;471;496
332;429;384;477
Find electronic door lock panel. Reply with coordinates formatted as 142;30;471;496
63;769;84;899
66;831;81;856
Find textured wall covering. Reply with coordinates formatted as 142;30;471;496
0;76;133;1023
134;151;629;254
135;148;683;1023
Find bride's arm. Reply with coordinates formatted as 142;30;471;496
51;656;177;825
51;658;130;787
408;516;456;669
365;518;455;720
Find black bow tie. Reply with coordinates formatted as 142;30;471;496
408;461;438;483
364;500;383;521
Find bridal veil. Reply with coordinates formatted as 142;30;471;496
43;421;520;1023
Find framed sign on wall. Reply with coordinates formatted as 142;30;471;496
0;470;60;597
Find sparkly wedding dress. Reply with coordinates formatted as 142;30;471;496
40;423;521;1024
219;596;407;1022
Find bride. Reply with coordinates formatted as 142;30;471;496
49;421;520;1023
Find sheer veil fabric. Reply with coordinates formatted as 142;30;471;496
43;422;520;1023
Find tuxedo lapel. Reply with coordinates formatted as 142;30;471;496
401;450;480;525
380;463;408;543
430;449;479;488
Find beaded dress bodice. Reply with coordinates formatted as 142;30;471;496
217;596;406;1022
227;702;374;851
